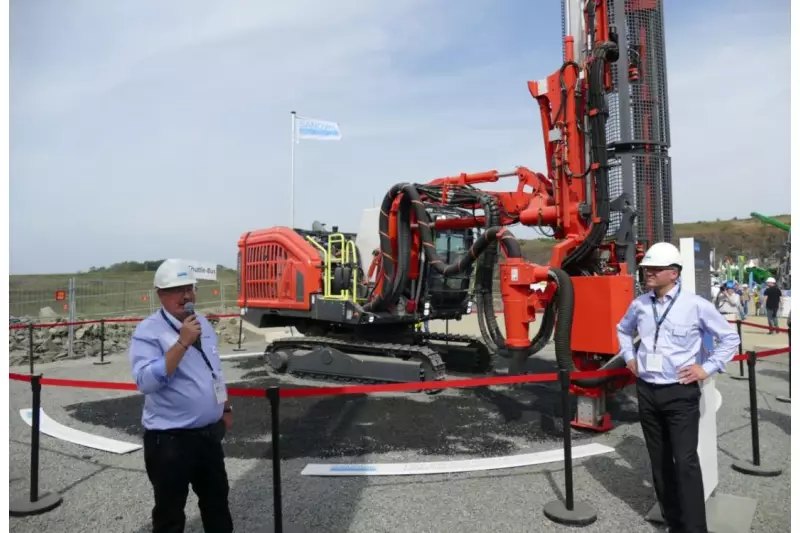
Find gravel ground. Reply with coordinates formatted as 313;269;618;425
8;317;791;533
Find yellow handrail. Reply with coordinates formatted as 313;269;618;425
305;233;360;302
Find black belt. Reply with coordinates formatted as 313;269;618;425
145;418;224;438
637;378;698;389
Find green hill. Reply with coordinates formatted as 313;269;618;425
9;214;790;319
518;214;790;266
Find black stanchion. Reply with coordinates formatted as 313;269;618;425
267;387;303;533
233;316;246;352
93;319;110;366
28;323;35;375
730;320;748;380
731;351;783;477
776;326;790;403
10;375;64;516
543;369;597;526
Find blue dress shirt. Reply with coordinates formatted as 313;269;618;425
128;307;226;430
617;282;740;385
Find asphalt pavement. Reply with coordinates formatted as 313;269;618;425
7;327;792;533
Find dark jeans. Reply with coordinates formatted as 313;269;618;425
143;419;233;533
637;379;707;533
766;308;779;332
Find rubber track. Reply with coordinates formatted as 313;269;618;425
264;335;447;386
417;332;494;373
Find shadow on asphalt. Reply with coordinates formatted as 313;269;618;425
758;368;790;383
57;356;641;533
747;407;791;436
63;358;640;462
582;434;656;517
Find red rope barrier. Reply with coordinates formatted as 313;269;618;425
730;319;790;333
8;313;240;330
7;346;790;398
756;347;790;358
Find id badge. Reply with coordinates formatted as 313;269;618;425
213;375;228;404
645;350;663;373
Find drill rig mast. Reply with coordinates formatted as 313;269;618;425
363;0;675;429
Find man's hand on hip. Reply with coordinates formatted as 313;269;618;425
626;359;639;377
678;364;708;384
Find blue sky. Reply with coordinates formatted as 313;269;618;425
10;0;791;274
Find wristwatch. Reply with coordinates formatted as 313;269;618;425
223;406;233;414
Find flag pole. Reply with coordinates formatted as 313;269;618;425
290;110;296;228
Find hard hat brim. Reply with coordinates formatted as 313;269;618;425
155;279;197;290
639;260;681;268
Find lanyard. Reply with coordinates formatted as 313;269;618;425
160;309;217;379
650;286;681;352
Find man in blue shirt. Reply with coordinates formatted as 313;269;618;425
128;259;234;533
617;242;739;533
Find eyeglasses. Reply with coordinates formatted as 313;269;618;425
161;285;196;295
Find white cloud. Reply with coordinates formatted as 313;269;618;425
9;1;791;273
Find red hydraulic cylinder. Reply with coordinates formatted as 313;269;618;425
498;259;550;349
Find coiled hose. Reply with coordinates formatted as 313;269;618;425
363;183;524;313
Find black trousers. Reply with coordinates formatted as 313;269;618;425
143;419;233;533
637;379;707;533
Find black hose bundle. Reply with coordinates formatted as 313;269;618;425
561;40;618;274
363;183;523;313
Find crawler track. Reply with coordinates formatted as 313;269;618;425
264;336;447;391
417;332;495;374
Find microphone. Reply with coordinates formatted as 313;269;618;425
183;302;202;350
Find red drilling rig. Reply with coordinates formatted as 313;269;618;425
236;0;674;432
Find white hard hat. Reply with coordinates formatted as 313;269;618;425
154;259;197;289
767;277;776;283
640;242;682;268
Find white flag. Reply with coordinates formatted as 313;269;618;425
295;116;342;141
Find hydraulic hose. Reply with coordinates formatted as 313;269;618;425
544;268;575;373
364;183;523;313
389;195;412;307
561;40;618;274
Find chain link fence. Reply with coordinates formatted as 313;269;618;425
9;277;239;322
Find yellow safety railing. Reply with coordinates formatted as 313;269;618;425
305;233;361;302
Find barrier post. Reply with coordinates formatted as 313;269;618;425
776;326;790;403
730;320;747;380
10;375;64;516
28;323;34;375
233;316;246;352
731;351;782;477
93;319;110;366
543;369;597;526
268;386;306;533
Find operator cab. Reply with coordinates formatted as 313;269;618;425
424;224;474;316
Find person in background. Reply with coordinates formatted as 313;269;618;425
716;281;743;321
752;285;761;316
617;242;739;533
740;283;750;318
128;259;234;533
763;277;783;334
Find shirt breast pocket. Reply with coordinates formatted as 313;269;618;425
665;322;694;346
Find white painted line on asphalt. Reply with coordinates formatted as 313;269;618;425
20;408;142;454
301;442;615;476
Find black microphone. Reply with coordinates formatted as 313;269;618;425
183;302;202;351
